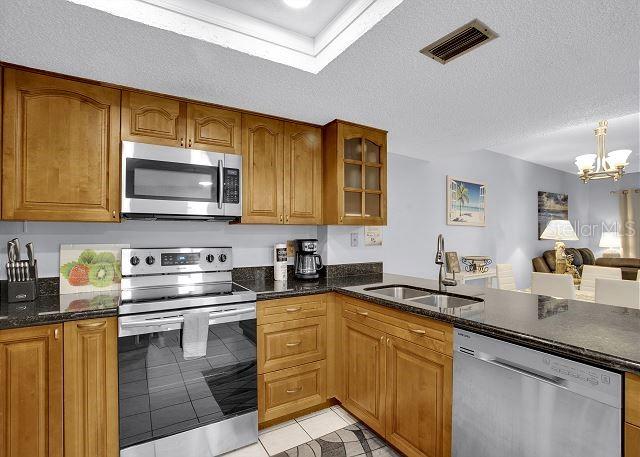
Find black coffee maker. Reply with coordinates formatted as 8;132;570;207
294;239;323;279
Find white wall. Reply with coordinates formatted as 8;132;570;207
0;221;316;279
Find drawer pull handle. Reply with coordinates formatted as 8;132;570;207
410;328;426;335
286;341;301;347
286;307;302;313
77;321;106;330
286;387;302;394
357;311;369;316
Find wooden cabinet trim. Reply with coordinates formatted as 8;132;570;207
186;103;241;154
121;91;186;147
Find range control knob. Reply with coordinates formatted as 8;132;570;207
218;254;227;263
206;254;215;263
145;256;155;265
130;256;140;266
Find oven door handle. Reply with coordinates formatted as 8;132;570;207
121;306;255;328
217;159;224;210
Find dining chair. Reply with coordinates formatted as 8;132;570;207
496;264;517;291
580;265;622;293
531;272;576;299
595;278;640;308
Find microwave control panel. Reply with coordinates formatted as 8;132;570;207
223;168;240;204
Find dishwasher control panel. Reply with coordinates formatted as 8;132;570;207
454;329;622;408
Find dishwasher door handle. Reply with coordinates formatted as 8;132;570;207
476;352;568;389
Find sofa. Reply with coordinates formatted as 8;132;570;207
532;247;640;280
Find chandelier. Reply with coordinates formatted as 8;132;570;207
574;120;631;183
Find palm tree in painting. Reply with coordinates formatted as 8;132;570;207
455;182;470;218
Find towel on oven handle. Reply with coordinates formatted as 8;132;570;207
182;312;209;359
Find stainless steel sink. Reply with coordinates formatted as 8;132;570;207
364;284;483;309
364;285;432;300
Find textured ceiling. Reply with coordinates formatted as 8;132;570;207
206;0;352;37
490;113;640;174
0;0;638;167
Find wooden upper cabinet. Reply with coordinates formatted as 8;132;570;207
385;335;452;457
121;91;186;147
2;69;121;222
323;120;387;225
284;122;322;224
0;324;63;457
64;318;118;457
342;317;386;435
242;114;284;223
187;103;241;154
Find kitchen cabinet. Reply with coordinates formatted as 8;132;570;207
2;69;121;222
626;373;640;456
339;295;453;457
64;318;118;457
122;91;242;154
385;335;452;457
342;317;387;435
323;120;387;225
0;324;63;457
242;115;322;224
186;103;242;154
283;122;322;224
257;295;330;425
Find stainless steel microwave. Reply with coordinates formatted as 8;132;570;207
121;141;242;220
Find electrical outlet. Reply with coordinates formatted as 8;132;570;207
350;232;359;247
286;240;295;257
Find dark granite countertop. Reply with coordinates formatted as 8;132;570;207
0;282;119;330
238;273;640;375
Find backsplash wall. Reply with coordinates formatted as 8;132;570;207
0;220;317;280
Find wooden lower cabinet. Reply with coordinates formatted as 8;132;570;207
342;318;387;435
0;324;63;457
385;336;452;457
340;297;453;457
64;317;118;457
626;423;640;457
259;360;327;423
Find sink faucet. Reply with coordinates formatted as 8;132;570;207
435;234;457;291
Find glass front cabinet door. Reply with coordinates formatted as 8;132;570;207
323;120;387;225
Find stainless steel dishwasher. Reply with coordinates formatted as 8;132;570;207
453;329;622;457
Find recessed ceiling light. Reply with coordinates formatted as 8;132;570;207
283;0;312;9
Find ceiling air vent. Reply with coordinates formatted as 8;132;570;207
420;19;498;64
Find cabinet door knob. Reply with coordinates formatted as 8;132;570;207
112;210;117;218
188;138;192;147
286;386;302;394
279;215;283;222
180;138;185;147
285;215;289;223
409;328;426;335
54;328;60;340
357;310;368;317
286;307;302;313
340;216;343;223
285;341;301;347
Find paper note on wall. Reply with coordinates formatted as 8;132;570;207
364;226;383;246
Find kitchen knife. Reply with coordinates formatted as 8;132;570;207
26;242;35;267
10;238;20;262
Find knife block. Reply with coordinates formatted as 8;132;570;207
7;261;39;303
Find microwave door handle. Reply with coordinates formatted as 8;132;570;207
217;159;224;210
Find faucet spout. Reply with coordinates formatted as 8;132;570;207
435;234;457;291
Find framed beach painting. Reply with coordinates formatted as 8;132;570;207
447;176;486;226
537;191;568;239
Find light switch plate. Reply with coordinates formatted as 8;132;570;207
350;232;359;247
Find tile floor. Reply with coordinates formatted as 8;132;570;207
221;406;399;457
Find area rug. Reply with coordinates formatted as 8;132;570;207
273;422;401;457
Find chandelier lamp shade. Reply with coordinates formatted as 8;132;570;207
575;120;632;183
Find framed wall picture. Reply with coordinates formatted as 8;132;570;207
537;191;569;239
447;176;486;226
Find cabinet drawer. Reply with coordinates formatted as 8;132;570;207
258;317;326;373
258;295;327;325
258;360;326;423
628;373;640;426
341;296;452;356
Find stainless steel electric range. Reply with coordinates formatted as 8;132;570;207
118;247;257;457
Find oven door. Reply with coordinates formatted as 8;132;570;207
117;302;257;453
121;141;227;218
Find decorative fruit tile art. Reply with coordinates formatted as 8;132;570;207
59;244;129;294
